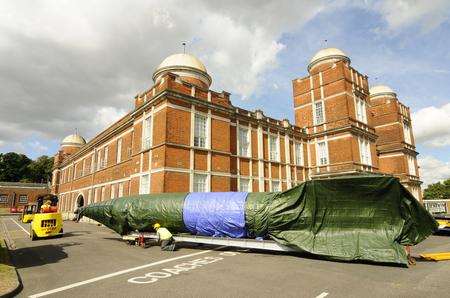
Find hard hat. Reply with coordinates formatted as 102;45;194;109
153;223;161;230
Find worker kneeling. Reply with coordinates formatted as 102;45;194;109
153;223;176;251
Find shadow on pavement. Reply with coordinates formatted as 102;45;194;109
61;231;92;238
11;242;81;269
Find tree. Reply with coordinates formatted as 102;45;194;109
0;152;32;182
423;178;450;200
24;155;54;183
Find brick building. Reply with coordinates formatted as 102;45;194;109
0;182;50;209
51;48;422;213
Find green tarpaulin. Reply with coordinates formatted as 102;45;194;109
78;175;437;265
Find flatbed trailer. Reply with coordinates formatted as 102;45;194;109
122;232;297;252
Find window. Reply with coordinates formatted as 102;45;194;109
317;141;328;166
355;98;367;123
91;154;95;173
193;173;207;192
408;155;416;176
295;142;303;166
314;101;324;125
97;149;102;171
142;116;152;150
238;127;250;157
358;138;372;166
118;182;124;197
239;178;250;192
0;195;7;203
82;159;86;176
269;135;279;161
139;174;150;194
18;195;28;204
425;202;447;214
94;188;99;203
117;138;122;163
103;146;109;168
101;186;105;201
194;114;207;148
271;180;281;192
403;121;412;144
111;184;116;199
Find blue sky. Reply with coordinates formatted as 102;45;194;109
0;0;449;185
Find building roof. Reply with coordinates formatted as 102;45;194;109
308;47;350;72
369;85;396;97
61;134;86;147
156;53;207;73
0;182;49;189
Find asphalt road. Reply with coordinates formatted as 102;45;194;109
1;215;450;298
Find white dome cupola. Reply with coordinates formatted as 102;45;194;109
369;85;397;98
308;47;350;72
152;53;212;89
61;134;86;148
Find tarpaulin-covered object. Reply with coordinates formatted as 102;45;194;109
183;192;247;237
78;175;437;264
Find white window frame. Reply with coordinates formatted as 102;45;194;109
0;194;8;203
269;134;279;162
18;195;28;204
314;101;325;125
111;184;116;199
271;180;281;192
97;149;102;171
355;97;367;124
358;138;372;166
239;178;250;192
117;138;122;163
193;173;207;192
295;142;304;166
139;174;150;195
91;154;95;173
407;155;416;176
238;126;250;157
118;182;124;198
142;116;152;150
403;121;412;144
316;141;329;166
194;114;207;148
103;146;108;168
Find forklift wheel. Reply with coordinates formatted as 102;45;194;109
56;228;63;238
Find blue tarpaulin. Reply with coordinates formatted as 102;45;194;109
183;192;248;237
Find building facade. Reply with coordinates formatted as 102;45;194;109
0;182;50;209
51;48;422;213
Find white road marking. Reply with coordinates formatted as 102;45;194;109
10;218;30;236
29;245;227;298
316;292;329;298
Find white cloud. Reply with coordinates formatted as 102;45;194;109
370;0;450;34
0;0;326;153
412;103;450;147
418;155;450;187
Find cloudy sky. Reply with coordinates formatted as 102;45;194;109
0;0;449;186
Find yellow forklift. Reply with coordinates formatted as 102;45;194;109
29;195;63;241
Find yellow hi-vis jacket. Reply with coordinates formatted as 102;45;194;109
156;227;173;240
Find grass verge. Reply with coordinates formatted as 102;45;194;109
0;236;20;296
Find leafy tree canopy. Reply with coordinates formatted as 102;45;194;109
0;152;53;183
423;178;450;200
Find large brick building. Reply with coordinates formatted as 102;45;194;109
0;182;50;209
51;48;421;213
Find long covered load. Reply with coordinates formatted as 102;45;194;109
78;176;438;265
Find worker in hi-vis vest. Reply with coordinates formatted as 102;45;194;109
153;223;176;251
